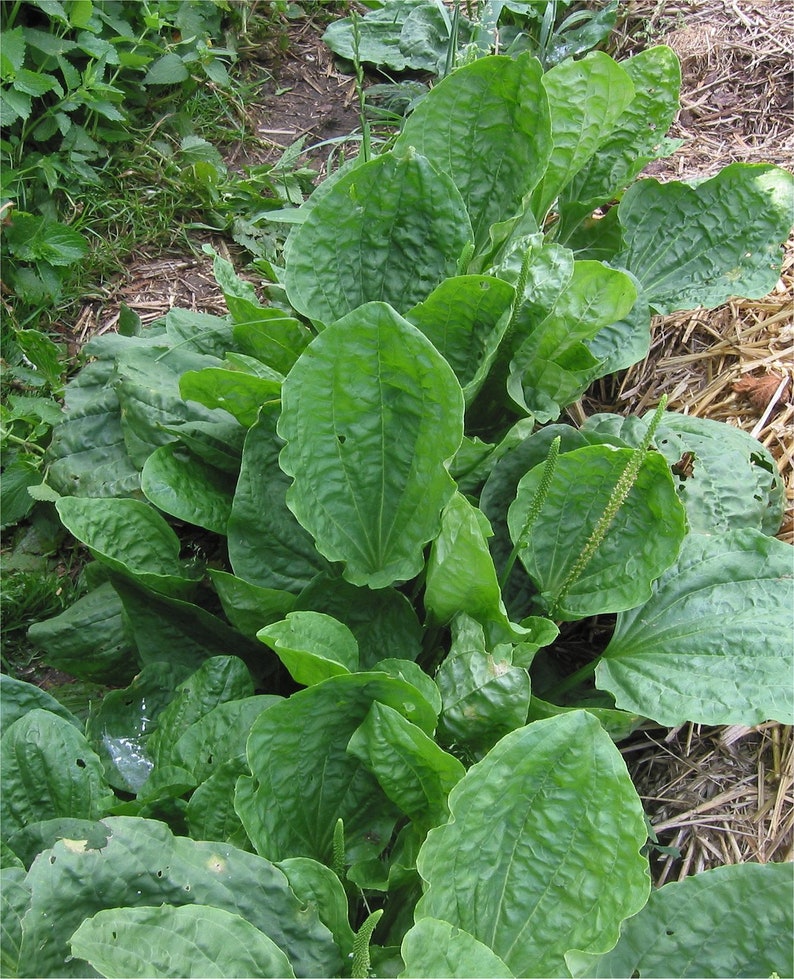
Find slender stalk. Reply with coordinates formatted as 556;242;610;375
351;909;383;979
499;435;561;590
350;12;371;163
548;396;668;620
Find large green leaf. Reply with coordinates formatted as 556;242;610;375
237;672;437;864
184;760;252;848
425;492;509;631
1;710;114;838
179;366;281;427
347;701;465;832
209;570;297;637
277;857;356;960
434;616;532;759
278;303;464;588
584;410;786;535
617;163;794;314
141;443;235;535
27;581;138;685
394;53;552;250
0;674;82;735
507;261;637;421
414;712;650;977
55;497;197;598
575;862;793;979
295;576;423;668
71;903;296;979
560;46;681;219
401;917;514;979
1;867;29;978
283;151;472;324
257;611;359;686
598;528;794;726
406;275;514;403
227;406;332;592
532;51;635;221
18;817;340;979
508;444;687;619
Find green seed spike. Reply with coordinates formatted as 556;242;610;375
332;817;345;880
549;396;669;620
351;909;383;979
499;435;561;590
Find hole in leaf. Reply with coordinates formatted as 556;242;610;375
666;929;675;936
50;855;56;864
75;758;86;768
337;434;347;444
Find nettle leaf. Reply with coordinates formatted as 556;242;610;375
560;45;682;218
227;405;332;592
71;903;296;979
1;710;114;838
507;260;638;421
576;862;793;979
347;701;465;832
584;410;786;535
278;303;464;589
284;150;472;324
406;275;514;403
414;712;650;978
532;51;635;221
19;816;340;979
598;528;794;726
238;673;437;864
55;496;197;598
257;611;360;686
508;444;687;620
141;443;235;535
401;917;514;979
617;163;794;314
394;53;552;250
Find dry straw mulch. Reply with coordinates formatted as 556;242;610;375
603;0;793;883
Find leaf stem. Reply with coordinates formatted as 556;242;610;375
548;396;668;620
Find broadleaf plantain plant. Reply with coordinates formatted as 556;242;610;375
3;45;792;979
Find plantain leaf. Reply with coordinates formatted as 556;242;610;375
284;151;472;324
414;711;650;978
141;443;235;535
598;528;794;726
278;303;464;588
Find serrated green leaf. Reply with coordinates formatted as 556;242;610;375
598;528;794;726
414;712;650;978
278;303;464;588
394;53;552;251
71;903;296;979
143;52;190;85
141;443;235;535
617;163;794;314
284;151;472;324
575;862;793;979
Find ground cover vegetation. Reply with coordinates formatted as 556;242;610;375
2;2;793;977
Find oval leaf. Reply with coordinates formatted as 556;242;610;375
141;443;234;535
401;917;514;979
278;303;464;588
507;444;687;619
414;711;650;978
598;528;794;726
576;862;793;979
284;150;472;324
70;903;296;979
257;611;359;686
